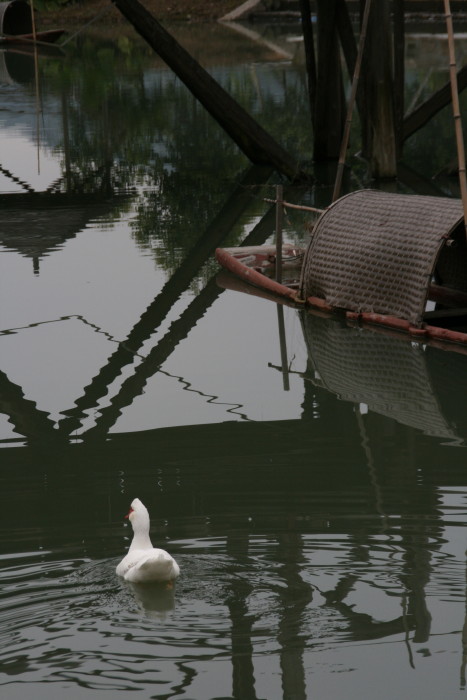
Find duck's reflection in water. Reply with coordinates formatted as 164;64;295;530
129;580;175;619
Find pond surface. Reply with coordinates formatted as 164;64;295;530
2;18;467;700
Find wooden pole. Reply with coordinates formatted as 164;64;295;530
444;0;467;238
30;0;41;174
113;0;307;182
313;0;345;160
277;305;290;391
361;0;397;178
393;0;405;158
275;184;283;283
332;0;372;202
298;0;317;119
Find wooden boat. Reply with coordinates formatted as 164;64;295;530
0;1;64;46
215;245;467;352
0;28;65;45
215;190;467;353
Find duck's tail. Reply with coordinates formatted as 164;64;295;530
125;551;179;583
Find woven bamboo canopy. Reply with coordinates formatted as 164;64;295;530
299;190;467;326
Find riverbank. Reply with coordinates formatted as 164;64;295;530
38;0;241;26
38;0;467;28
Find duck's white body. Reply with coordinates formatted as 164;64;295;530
116;498;180;584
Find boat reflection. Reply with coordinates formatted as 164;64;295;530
300;311;467;443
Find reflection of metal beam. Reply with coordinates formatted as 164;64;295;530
58;166;272;437
0;162;34;192
0;369;59;441
81;204;278;440
82;276;224;439
0;191;126;208
322;574;416;641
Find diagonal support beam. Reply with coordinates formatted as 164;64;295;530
403;65;467;141
113;0;308;182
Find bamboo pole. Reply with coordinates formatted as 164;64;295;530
444;0;467;239
264;198;324;214
332;0;372;202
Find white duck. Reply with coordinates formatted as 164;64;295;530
116;498;180;584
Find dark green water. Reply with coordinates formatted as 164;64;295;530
1;20;467;700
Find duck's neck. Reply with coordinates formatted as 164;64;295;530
129;528;153;551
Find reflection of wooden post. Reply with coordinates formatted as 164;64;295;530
277;305;290;391
461;554;467;687
274;184;290;391
61;85;72;193
276;532;312;699
313;0;344;160
361;0;396;178
225;531;258;700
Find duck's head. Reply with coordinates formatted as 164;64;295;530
125;498;150;531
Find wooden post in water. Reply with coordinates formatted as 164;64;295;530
360;0;397;178
444;0;467;238
393;0;405;158
332;0;372;202
274;183;289;391
113;0;306;181
313;0;345;160
298;0;317;120
277;305;290;391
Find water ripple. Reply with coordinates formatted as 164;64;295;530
2;526;467;696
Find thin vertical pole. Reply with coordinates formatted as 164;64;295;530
444;0;467;239
277;305;290;391
275;183;289;390
393;0;405;158
314;0;345;160
275;184;283;283
298;0;317;120
332;0;372;202
31;0;41;174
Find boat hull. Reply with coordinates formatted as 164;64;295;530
215;246;467;353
